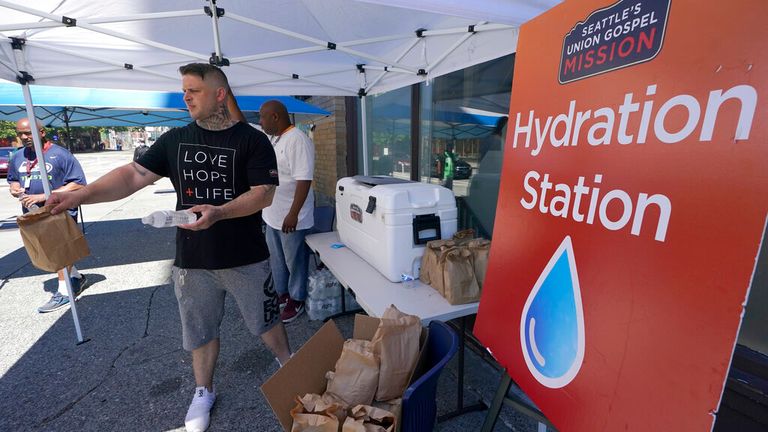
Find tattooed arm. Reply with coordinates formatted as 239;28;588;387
182;184;276;231
48;162;162;215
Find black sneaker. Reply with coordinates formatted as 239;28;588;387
71;275;90;298
37;293;70;313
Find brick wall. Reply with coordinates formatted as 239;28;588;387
306;96;353;206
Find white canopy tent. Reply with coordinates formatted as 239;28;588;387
0;0;559;342
0;0;558;95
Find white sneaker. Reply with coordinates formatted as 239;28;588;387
185;386;216;432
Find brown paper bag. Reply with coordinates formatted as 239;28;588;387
419;240;455;295
443;247;481;305
467;239;491;287
371;305;422;401
342;405;396;432
17;205;89;272
452;228;475;244
372;398;401;432
290;394;342;432
419;243;437;285
295;393;348;428
325;339;380;407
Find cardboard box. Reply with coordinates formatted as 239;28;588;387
261;315;427;431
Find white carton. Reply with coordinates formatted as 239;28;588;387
336;176;457;282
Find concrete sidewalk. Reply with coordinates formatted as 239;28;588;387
0;177;542;431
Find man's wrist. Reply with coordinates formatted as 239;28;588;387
73;186;90;205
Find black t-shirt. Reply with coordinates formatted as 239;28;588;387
138;122;278;269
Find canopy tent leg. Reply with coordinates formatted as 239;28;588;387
63;107;74;152
16;48;86;345
361;95;369;175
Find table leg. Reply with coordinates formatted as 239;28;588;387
481;370;555;431
480;372;511;432
438;315;488;422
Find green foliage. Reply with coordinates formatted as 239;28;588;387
0;120;16;139
110;126;143;132
0;120;143;137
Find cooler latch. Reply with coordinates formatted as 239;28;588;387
412;214;441;245
366;196;376;214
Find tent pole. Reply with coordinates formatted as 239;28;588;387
361;95;369;175
207;0;224;62
364;37;420;94
19;85;52;196
426;21;487;74
226;12;417;74
63;107;74;152
16;61;86;345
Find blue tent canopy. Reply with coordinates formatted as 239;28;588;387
0;106;194;127
371;102;505;140
0;81;329;127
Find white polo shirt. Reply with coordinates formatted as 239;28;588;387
262;126;315;230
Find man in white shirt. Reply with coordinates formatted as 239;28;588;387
260;100;315;323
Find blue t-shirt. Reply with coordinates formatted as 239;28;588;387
7;144;87;215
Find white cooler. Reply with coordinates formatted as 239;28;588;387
336;176;457;282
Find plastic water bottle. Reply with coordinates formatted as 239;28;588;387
142;210;197;228
20;195;39;211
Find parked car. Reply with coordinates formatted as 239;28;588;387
431;154;473;180
0;147;16;177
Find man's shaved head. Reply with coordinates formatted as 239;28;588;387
15;117;46;147
260;100;289;119
15;117;43;132
259;100;291;136
178;63;229;89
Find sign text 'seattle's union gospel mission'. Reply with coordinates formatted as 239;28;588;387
475;0;767;430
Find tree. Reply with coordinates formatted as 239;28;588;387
0;120;16;140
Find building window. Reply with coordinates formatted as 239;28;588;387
422;54;514;237
360;86;411;178
359;54;514;238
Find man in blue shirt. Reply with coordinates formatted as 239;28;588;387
7;118;90;313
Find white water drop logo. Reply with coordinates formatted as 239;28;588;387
520;236;585;388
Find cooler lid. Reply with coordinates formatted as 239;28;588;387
352;175;414;186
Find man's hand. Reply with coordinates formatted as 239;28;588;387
9;183;24;198
47;190;85;214
282;212;299;233
180;204;223;231
20;193;45;208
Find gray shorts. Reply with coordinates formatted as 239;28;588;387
171;261;281;351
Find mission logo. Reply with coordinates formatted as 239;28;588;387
559;0;670;84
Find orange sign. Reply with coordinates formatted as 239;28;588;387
474;0;768;430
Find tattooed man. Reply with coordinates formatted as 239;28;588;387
48;63;292;432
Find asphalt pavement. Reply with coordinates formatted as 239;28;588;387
0;150;543;432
